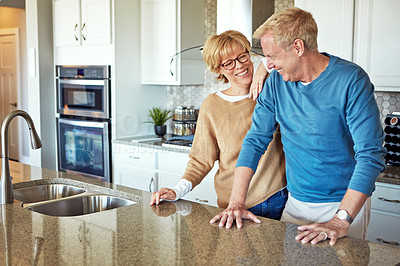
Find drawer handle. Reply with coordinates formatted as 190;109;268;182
195;198;208;203
129;156;140;160
378;197;400;203
376;238;399;246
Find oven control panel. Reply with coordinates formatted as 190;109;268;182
56;65;110;79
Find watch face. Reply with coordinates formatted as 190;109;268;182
338;210;346;219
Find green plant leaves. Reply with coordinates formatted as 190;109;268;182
147;107;172;126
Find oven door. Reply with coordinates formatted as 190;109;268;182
57;117;111;182
57;79;110;119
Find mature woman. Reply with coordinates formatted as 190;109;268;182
150;30;287;220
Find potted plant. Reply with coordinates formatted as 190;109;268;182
147;107;172;137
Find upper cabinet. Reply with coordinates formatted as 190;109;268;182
295;0;400;92
141;0;205;85
53;0;111;47
353;0;400;91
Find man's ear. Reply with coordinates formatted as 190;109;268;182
293;39;305;56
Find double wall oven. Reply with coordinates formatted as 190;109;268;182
56;65;111;182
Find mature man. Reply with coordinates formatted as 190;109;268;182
210;8;386;246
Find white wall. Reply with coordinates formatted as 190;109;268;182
37;0;56;170
113;0;167;139
25;1;41;167
25;0;55;169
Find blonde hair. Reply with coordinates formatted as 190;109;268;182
253;8;318;51
203;30;251;83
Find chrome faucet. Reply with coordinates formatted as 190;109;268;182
0;110;42;204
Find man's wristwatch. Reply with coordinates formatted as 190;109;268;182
335;209;354;224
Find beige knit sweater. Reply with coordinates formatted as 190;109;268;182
183;93;286;208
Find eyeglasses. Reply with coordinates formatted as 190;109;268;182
220;52;250;70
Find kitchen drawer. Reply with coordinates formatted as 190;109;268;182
371;183;400;214
366;209;400;248
113;143;157;169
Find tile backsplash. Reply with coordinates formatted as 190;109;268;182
166;0;398;131
375;92;400;125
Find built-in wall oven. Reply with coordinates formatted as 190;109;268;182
56;65;111;182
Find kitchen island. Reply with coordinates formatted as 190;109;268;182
1;160;400;265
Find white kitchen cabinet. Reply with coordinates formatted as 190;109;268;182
295;0;400;91
112;143;219;205
158;151;218;207
366;182;400;248
140;0;205;85
114;165;157;192
294;0;354;61
353;0;400;91
113;143;158;192
53;0;111;47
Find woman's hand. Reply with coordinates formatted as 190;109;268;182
295;216;350;245
249;63;268;101
150;187;177;205
210;203;261;229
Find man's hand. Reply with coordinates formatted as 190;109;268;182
210;204;261;229
150;188;177;205
295;216;350;245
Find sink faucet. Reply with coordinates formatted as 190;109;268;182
0;110;42;204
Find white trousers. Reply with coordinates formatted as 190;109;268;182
280;193;371;239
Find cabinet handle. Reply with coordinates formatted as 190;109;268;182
195;198;208;203
149;177;154;192
74;24;79;41
169;57;175;77
376;238;399;246
378;197;400;203
9;102;17;107
81;23;86;41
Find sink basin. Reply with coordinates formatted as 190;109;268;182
25;195;136;217
14;184;86;203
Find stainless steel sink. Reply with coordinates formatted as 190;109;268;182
25;195;136;217
14;184;86;203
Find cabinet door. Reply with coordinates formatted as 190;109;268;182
366;209;400;248
141;0;177;84
295;0;354;61
113;164;157;192
158;150;218;207
158;150;189;175
81;0;112;45
353;0;400;90
158;172;218;207
113;143;157;169
53;0;81;47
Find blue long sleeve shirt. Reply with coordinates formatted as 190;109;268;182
237;54;386;203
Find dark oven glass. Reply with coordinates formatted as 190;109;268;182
57;79;110;119
57;118;110;182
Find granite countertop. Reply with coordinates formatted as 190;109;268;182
377;165;400;186
113;134;191;154
0;160;399;265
